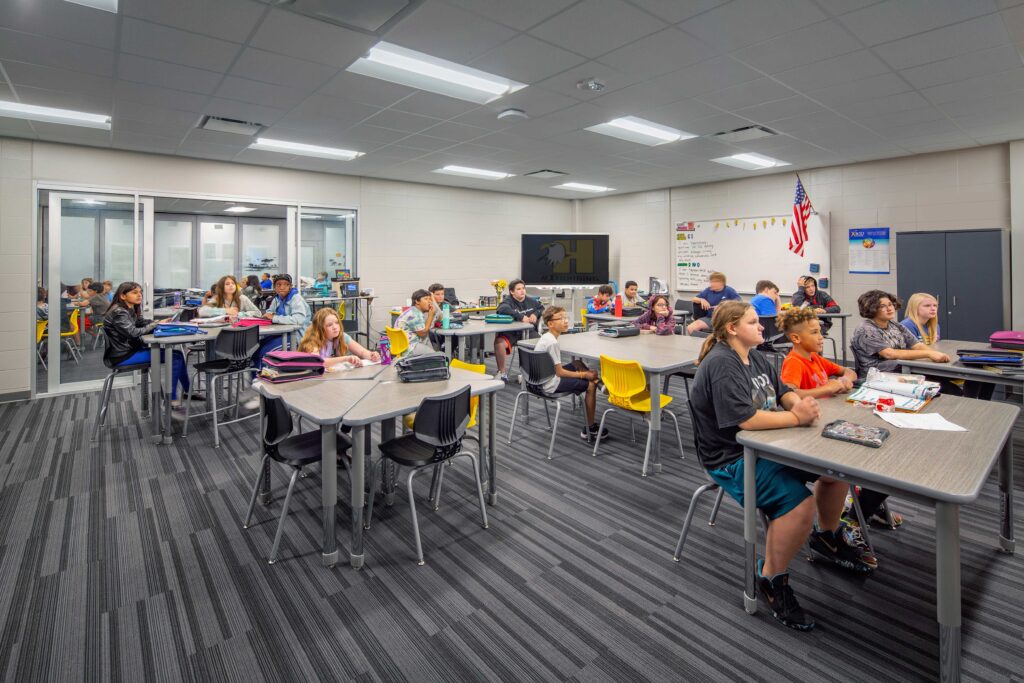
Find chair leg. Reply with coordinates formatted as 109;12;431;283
182;370;200;436
664;410;685;460
506;391;526;444
707;487;725;526
211;374;222;448
591;408;614;457
673;483;719;561
92;372;116;442
431;463;446;511
546;400;562;460
406;467;426;566
543;400;552;428
365;458;381;529
268;467;301;565
848;485;875;555
630;420;636;444
243;454;271;529
461;451;489;529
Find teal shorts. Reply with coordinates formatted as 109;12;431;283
708;458;817;520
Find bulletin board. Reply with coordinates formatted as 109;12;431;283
672;212;831;294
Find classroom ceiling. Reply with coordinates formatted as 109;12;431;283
2;0;1024;198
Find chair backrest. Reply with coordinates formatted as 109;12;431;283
385;326;409;357
674;298;688;312
413;385;471;452
35;320;47;343
517;346;556;390
691;301;705;320
578;308;587;327
758;315;790;351
62;309;80;336
598;355;647;400
215;325;261;361
450;358;483;424
261;395;294;449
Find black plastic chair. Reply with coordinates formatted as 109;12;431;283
757;315;793;372
183;326;260;447
366;385;488;566
243;395;352;564
507;346;584;459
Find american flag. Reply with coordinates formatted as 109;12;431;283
790;177;813;257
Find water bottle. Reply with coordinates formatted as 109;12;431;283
614;293;623;317
378;336;392;365
442;302;451;330
174;290;182;308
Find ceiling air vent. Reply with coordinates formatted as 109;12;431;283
200;116;263;136
712;125;778;144
524;170;567;179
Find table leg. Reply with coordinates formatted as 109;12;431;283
149;346;162;444
841;316;848;367
162;346;174;444
935;501;961;683
321;424;338;567
642;371;663;476
381;418;396;506
743;446;758;614
999;439;1015;553
350;424;366;569
487;392;497;505
258;397;272;506
445;336;454;364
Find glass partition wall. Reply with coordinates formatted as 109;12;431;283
35;190;356;396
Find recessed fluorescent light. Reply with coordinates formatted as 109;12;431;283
585;116;695;147
710;152;791;170
249;137;363;160
434;165;512;180
224;206;256;213
0;100;111;130
72;199;105;205
301;215;323;220
553;182;615;193
348;41;527;104
64;0;118;13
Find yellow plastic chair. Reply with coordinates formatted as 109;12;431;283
59;309;82;364
579;308;588;328
385;326;410;358
594;354;685;475
35;320;47;369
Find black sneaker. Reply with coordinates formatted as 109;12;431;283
757;565;815;632
808;528;874;574
580;425;610;442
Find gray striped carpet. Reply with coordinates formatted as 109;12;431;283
1;374;1022;682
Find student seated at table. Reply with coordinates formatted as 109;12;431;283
587;284;614;314
103;281;189;411
200;282;217;308
102;280;113;302
299;308;379;369
749;280;780;316
241;275;261;300
260;272;273;290
778;307;891;556
86;281;110;333
494;279;544;383
74;277;94;304
395;288;437;357
687;271;740;335
251;273;312;366
632;295;675;335
36;286;48;321
792;276;839;332
623;280;643;307
691;301;873;632
427;282;459;353
199;275;260;320
901;292;994;401
312;271;332;296
850;290;950;379
538;306;609;442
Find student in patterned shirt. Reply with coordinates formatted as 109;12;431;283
850;290;950;379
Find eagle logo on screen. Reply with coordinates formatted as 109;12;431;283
540;240;594;274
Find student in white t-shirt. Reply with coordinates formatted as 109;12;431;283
535;306;609;442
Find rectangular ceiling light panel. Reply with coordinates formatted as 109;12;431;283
553;182;614;193
433;165;512;180
585;116;695;146
710;152;790;170
64;0;118;13
249;137;363;160
348;42;526;104
0;100;111;130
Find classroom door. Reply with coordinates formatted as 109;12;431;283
944;230;1003;341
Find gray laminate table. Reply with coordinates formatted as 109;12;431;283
433;318;535;363
585;310;692;332
899;339;1024;394
519;330;705;475
142;323;296;444
736;395;1018;682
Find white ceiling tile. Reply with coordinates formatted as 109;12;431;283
230;49;337;90
118;54;222;95
679;0;826;51
647;55;762;99
30;122;111;145
471;131;558;153
384;2;518;62
773;50;891;91
920;67;1024;104
0;119;41;139
735;96;824;124
390;92;481;119
386;135;457;152
448;108;513;130
643;98;722;130
470;34;586;84
625;0;730;23
442;0;578;31
900;44;1021;89
487;86;581;119
3;61;113;100
1003;3;1024;41
215;76;311;108
815;0;885;16
114;81;210;112
529;0;668;59
770;110;852;134
113;130;181;153
113;113;196;139
249;8;377;68
875;117;960;141
845;105;945;131
696;77;797;111
319;71;416;108
338;124;414;146
177;140;243;161
935;89;1024;118
838;91;931;117
676;111;758;136
120;0;265;43
0;28;114;78
0;0;116;49
807;72;910;107
838;0;997;46
419;121;493;142
872;13;1010;70
113;101;201;130
731;20;862;74
435;141;506;161
120;18;240;72
534;61;643;102
362;108;442;134
282;94;380;128
596;28;716;80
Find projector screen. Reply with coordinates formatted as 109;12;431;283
521;233;610;286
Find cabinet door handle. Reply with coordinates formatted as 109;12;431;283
952;295;956;307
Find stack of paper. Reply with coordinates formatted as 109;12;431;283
847;386;930;412
873;411;967;431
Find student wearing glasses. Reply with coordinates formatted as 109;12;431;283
849;290;950;379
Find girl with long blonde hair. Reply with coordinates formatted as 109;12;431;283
900;292;939;345
299;308;380;368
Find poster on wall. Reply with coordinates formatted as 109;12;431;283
848;227;890;274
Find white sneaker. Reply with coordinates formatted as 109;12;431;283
241;396;260;411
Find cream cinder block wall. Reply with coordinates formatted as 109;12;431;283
578;189;669;290
2;138;571;399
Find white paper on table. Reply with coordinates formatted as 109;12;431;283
873;411;967;431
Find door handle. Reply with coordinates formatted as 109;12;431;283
952;295;956;307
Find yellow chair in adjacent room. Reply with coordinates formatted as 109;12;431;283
593;354;685;475
59;309;82;364
385;326;410;358
35;320;47;369
579;308;588;328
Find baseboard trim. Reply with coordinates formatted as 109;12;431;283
0;390;31;404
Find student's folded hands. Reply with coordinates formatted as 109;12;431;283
792;396;821;426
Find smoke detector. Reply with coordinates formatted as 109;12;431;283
576;78;606;92
497;108;528;121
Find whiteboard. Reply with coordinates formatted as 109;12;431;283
672;213;830;294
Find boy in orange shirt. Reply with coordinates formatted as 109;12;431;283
778;307;881;567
